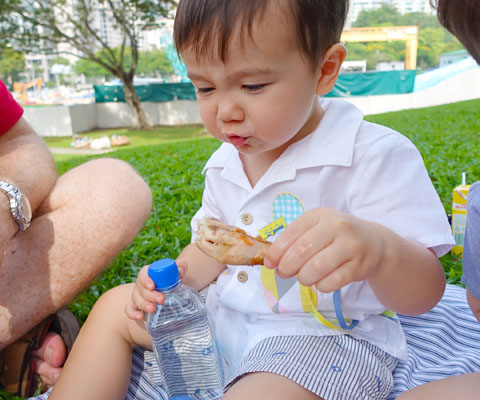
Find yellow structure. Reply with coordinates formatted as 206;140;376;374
13;78;43;102
341;26;418;70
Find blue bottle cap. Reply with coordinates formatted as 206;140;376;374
148;258;180;291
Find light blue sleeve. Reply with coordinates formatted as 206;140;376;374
462;181;480;299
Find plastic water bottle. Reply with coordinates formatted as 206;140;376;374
145;259;224;400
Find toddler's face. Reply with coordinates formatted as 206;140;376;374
182;8;324;161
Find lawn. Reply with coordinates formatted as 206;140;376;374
1;99;478;399
44;124;207;149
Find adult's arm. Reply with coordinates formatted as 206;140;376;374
0;83;57;251
462;182;480;322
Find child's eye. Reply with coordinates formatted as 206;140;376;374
243;84;266;92
196;87;215;95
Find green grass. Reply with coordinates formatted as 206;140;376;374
1;99;478;399
44;124;207;149
47;124;209;164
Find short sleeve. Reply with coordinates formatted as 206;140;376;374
462;182;480;299
347;129;455;257
0;80;23;136
190;171;226;243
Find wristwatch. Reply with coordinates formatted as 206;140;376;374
0;180;32;234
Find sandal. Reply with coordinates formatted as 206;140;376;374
0;308;80;397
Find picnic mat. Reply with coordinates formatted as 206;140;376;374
30;284;480;400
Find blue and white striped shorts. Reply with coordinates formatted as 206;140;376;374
227;334;398;399
144;333;398;399
32;334;397;400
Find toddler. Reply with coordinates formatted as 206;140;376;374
48;1;455;399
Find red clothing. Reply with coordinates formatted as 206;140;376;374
0;79;24;136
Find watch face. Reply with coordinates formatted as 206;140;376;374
0;181;32;233
19;197;32;223
15;193;32;230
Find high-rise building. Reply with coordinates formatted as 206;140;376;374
392;0;434;14
347;0;435;26
347;0;391;26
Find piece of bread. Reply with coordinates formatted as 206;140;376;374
195;217;271;265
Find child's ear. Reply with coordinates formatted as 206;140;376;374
316;43;346;96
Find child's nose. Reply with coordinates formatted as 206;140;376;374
217;98;244;122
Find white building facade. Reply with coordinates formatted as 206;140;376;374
347;0;435;26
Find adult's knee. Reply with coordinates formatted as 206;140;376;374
75;158;152;230
82;158;152;211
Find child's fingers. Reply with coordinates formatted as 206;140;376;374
176;259;189;278
264;208;327;269
131;287;163;314
296;244;351;289
275;225;332;278
137;265;155;291
314;260;357;293
134;279;158;302
125;302;144;320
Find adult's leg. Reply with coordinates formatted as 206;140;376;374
224;372;322;400
397;372;480;399
49;283;152;400
0;158;152;347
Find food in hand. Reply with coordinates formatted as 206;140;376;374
195;217;271;265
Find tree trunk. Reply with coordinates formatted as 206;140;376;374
123;76;151;130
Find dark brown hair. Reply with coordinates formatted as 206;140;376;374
173;0;349;67
432;0;480;64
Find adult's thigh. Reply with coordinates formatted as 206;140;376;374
397;372;480;400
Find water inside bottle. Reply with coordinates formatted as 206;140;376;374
148;289;223;400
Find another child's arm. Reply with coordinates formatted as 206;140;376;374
466;289;480;324
264;207;445;316
125;243;226;320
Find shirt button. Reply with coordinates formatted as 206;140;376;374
241;213;253;225
237;271;248;283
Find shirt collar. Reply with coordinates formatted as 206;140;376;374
288;98;364;169
203;98;364;186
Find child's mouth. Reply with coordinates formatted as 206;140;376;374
225;134;248;147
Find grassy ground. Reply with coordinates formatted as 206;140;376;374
1;99;478;399
44;124;207;148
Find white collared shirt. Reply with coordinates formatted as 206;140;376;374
191;98;455;380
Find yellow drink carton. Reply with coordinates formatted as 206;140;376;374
451;172;470;256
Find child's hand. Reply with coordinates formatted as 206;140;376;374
125;260;188;320
264;207;385;293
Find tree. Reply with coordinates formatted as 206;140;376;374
417;28;447;69
51;56;70;66
137;49;172;77
0;0;177;129
0;47;25;85
353;4;402;28
73;47;172;81
73;47;132;81
74;57;112;80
